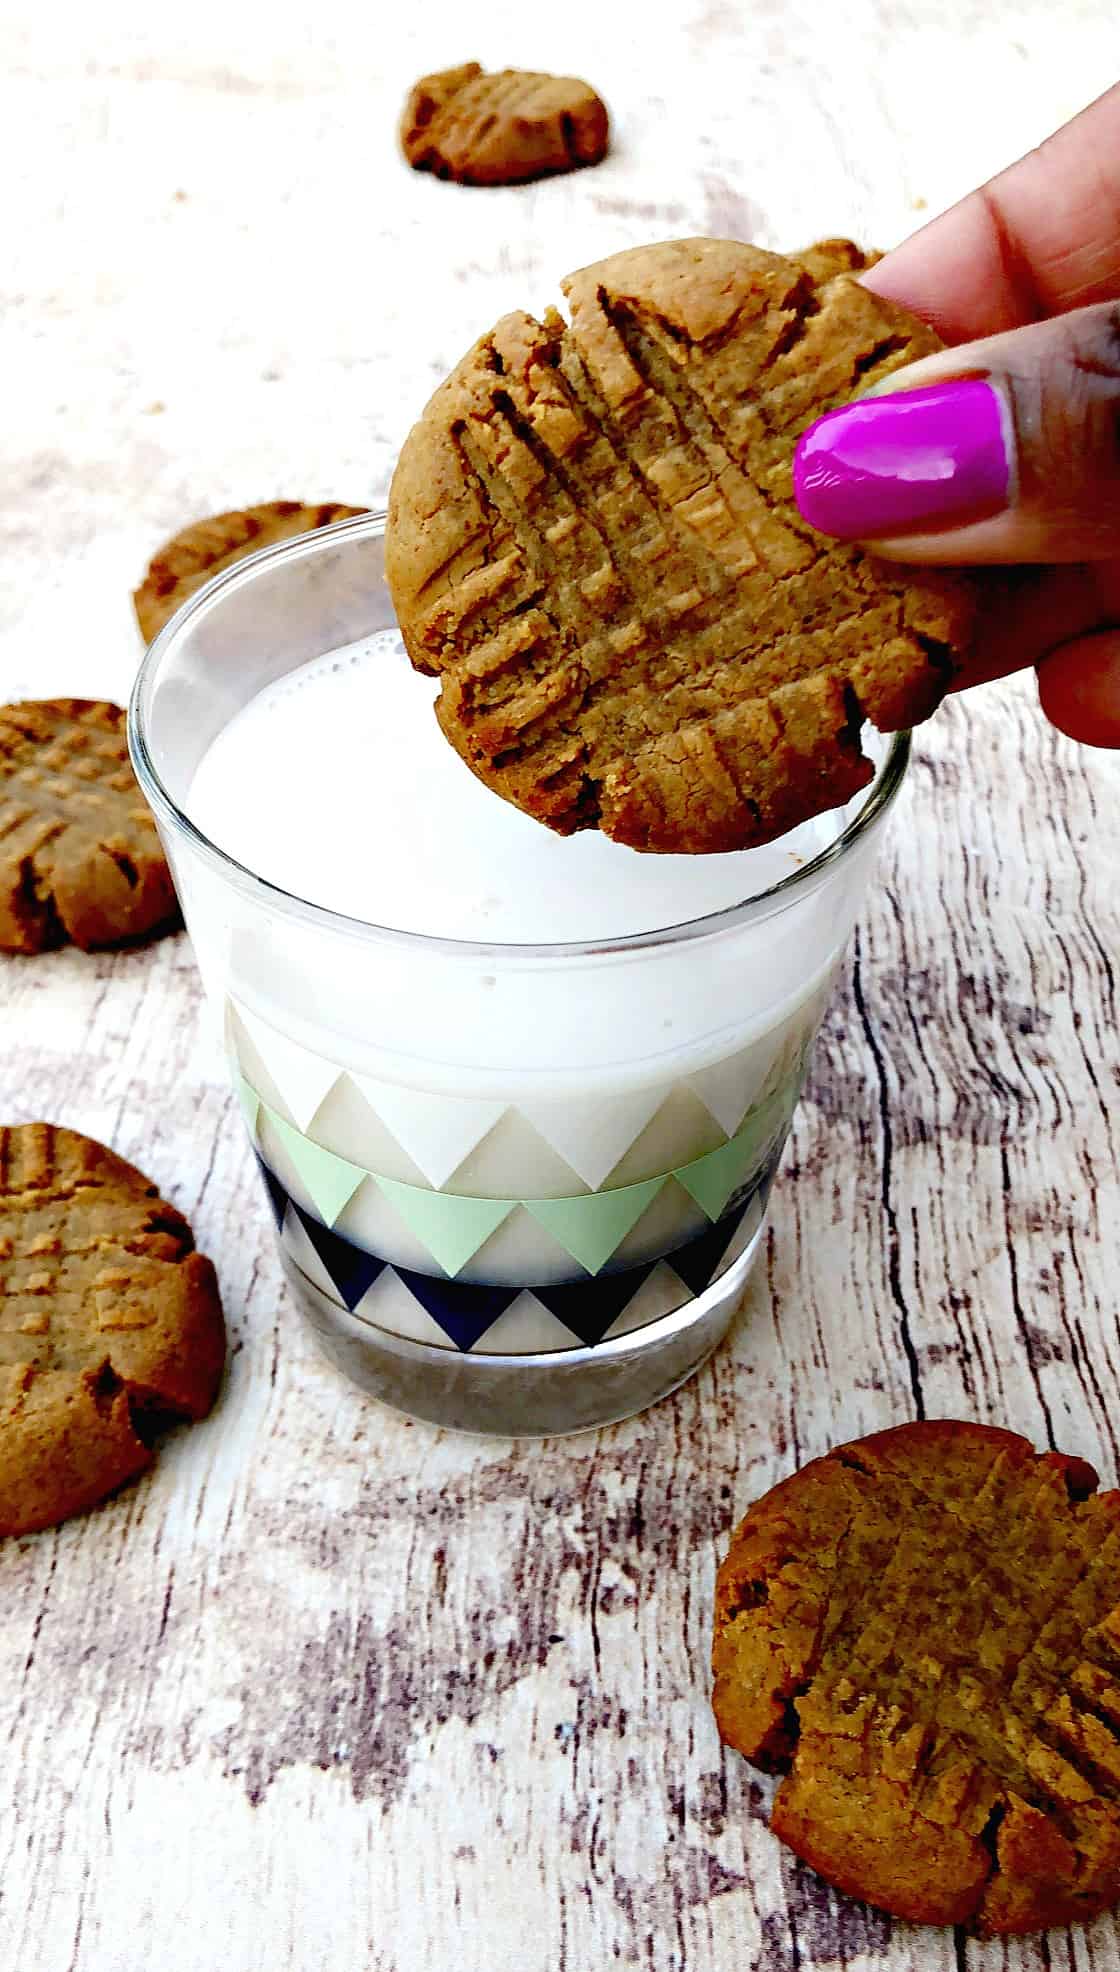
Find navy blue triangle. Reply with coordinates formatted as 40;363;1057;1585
534;1261;657;1346
254;1152;290;1230
666;1210;743;1297
394;1266;520;1352
292;1204;386;1312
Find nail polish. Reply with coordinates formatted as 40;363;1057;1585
793;379;1010;540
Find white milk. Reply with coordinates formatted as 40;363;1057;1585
189;629;836;944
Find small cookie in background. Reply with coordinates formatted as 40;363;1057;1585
133;500;369;644
712;1420;1120;1937
0;1124;225;1536
386;237;978;855
0;699;178;953
400;63;609;186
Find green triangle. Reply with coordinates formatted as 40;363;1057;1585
236;1074;260;1139
526;1177;666;1275
267;1110;366;1226
674;1085;790;1221
373;1177;515;1278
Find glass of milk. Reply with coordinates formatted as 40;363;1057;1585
131;512;907;1436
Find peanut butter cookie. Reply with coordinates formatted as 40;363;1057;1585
400;63;609;186
386;239;977;854
712;1421;1120;1935
133;500;368;643
0;699;178;953
795;236;882;283
0;1124;225;1536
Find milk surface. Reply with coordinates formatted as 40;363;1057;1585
188;630;835;943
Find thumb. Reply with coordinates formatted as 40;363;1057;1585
793;301;1120;563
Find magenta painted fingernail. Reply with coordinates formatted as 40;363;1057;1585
793;379;1010;540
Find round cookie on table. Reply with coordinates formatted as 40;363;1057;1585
385;237;978;856
399;63;609;186
0;698;179;953
712;1419;1120;1936
0;1124;225;1536
133;499;369;645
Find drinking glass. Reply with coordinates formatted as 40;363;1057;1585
130;512;907;1435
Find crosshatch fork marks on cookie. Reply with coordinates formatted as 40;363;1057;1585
386;239;980;854
0;1123;225;1536
712;1421;1120;1937
0;699;179;952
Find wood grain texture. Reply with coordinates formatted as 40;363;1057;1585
1;4;1118;1969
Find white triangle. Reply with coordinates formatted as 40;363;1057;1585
609;1175;708;1272
310;1077;429;1186
473;1292;582;1355
334;1179;445;1277
351;1269;453;1348
687;1038;777;1140
280;1208;344;1302
602;1087;726;1190
229;999;339;1132
601;1261;692;1340
352;1074;508;1191
452;1206;576;1287
447;1111;585;1200
517;1084;669;1191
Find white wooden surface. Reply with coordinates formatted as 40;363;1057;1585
2;5;1119;1969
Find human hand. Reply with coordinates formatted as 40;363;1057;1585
792;84;1120;746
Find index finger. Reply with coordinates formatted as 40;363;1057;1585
863;82;1120;342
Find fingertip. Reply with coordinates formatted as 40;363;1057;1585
1037;631;1120;748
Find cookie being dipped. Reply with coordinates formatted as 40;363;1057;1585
386;238;977;855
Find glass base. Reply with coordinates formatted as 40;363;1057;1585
280;1212;765;1437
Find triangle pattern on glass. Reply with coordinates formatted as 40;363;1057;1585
512;1088;670;1191
253;1151;290;1231
665;1208;745;1295
470;1292;581;1355
600;1260;692;1341
673;1131;755;1223
291;1205;386;1311
687;1044;774;1141
394;1266;519;1352
601;1086;726;1190
230;999;339;1132
518;1085;668;1191
350;1268;453;1349
352;1074;508;1192
281;1206;351;1302
525;1177;666;1276
446;1109;585;1201
237;1075;261;1139
267;1111;366;1227
534;1260;658;1345
372;1178;515;1279
308;1077;430;1186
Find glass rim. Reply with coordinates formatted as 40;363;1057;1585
129;508;911;963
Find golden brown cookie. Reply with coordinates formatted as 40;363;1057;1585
712;1421;1120;1936
794;236;882;283
386;238;977;855
133;500;369;643
0;1124;225;1535
0;699;178;953
399;62;609;186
